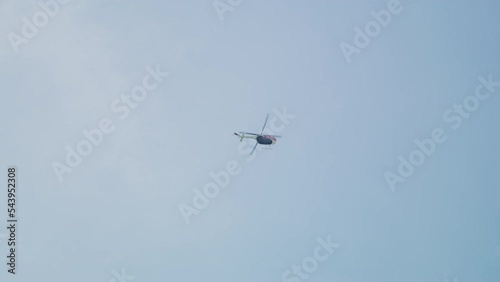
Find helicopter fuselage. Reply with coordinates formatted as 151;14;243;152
256;135;276;145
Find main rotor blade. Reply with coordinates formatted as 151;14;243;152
250;142;258;155
261;114;269;134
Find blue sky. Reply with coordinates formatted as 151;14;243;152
1;1;500;281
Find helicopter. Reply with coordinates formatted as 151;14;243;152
234;114;282;155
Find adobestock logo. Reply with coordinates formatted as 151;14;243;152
178;161;243;224
213;0;243;21
282;235;340;282
7;0;71;54
52;65;169;183
340;0;405;63
109;268;135;282
385;128;448;192
385;74;500;192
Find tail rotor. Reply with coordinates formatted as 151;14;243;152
234;132;245;142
